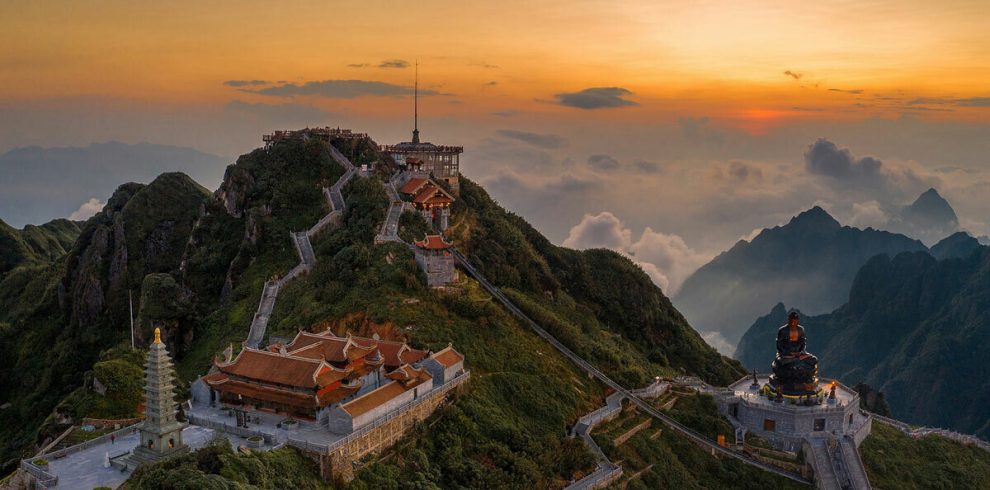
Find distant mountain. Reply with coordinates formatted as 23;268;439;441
674;206;927;353
930;231;985;260
886;188;960;246
0;141;228;228
736;249;990;438
0;218;81;276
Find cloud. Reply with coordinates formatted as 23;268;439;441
555;87;637;109
847;200;889;229
347;63;369;68
587;154;620;171
378;59;409;68
223;80;268;87
224;100;335;122
484;81;498;86
495;129;566;149
633;160;661;174
828;88;864;95
562;212;632;250
783;70;803;80
702;331;735;356
726;161;763;181
909;97;990;107
68;198;105;220
678;116;724;146
491;110;521;117
253;80;437;98
804;138;882;181
562;211;710;294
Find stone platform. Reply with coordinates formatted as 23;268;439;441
717;375;870;452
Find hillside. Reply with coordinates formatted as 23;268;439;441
736;249;990;438
0;172;210;473
674;206;927;353
0;134;756;487
0;218;80;277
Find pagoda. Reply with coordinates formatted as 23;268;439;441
130;327;188;463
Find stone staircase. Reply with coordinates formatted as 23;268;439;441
244;142;358;349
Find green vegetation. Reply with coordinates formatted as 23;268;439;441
0;218;81;277
861;423;990;490
53;347;145;422
124;438;333;489
397;210;432;243
591;396;805;489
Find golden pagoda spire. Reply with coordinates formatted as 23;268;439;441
154;327;162;344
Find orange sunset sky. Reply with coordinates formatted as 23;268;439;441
2;0;990;301
3;0;989;132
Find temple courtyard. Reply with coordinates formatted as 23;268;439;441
41;426;223;490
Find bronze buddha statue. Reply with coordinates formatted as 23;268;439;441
769;311;820;396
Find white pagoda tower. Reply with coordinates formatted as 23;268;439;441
130;327;188;463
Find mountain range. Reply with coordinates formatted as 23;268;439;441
736;239;990;438
0;135;753;487
674;205;928;353
0;141;228;228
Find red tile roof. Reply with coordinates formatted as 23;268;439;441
341;365;432;417
218;349;324;389
431;346;464;368
412;185;453;205
399;178;429;195
204;373;318;410
414;235;451;250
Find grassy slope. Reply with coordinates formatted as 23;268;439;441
592;393;806;490
860;423;990;490
0;218;81;276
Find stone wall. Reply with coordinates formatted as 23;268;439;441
311;375;465;482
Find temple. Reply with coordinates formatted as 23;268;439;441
381;67;463;190
716;312;873;489
413;235;457;287
199;330;463;432
399;177;455;230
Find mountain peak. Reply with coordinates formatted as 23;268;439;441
931;231;983;260
901;187;958;236
786;206;841;231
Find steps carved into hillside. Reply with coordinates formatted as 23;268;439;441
244;143;359;349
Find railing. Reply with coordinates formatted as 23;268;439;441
21;422;143;487
565;462;623;490
451;249;811;485
186;414;276;445
287;371;470;455
868;411;990;453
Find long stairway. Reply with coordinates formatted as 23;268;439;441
244;142;358;349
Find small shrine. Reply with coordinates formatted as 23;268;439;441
413;235;457;287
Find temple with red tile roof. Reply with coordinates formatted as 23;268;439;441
413;235;457;287
199;330;456;425
398;177;455;230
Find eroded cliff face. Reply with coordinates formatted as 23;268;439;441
58;174;208;335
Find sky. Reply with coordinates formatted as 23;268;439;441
2;0;989;293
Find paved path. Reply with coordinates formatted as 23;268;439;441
44;425;216;490
450;249;811;485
